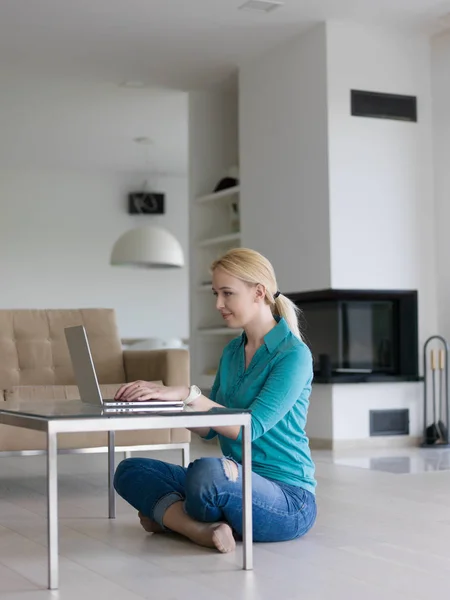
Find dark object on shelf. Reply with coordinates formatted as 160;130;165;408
128;192;165;214
287;289;418;383
422;335;450;448
214;177;238;192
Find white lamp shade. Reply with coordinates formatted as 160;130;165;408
110;226;184;269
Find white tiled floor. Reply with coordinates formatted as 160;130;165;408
0;438;449;599
333;446;450;474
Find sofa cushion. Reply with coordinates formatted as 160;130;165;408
0;309;125;388
0;425;179;452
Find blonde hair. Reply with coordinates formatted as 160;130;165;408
211;248;302;340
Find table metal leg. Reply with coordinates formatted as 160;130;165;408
47;429;58;590
182;443;190;468
108;431;116;519
241;421;253;570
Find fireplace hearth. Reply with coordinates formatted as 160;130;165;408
287;289;420;383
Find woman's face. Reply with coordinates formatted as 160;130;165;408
212;267;264;329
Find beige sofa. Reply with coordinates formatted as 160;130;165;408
0;308;190;460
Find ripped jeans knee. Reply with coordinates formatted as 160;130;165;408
221;457;239;482
183;456;241;522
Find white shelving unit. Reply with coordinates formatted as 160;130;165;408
189;83;240;394
197;232;241;248
196;185;240;205
191;186;242;392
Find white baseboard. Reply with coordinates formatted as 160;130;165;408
309;435;422;451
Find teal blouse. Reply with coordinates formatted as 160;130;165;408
204;317;316;494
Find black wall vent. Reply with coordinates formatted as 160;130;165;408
370;409;409;436
351;90;417;122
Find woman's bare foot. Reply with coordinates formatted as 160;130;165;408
179;521;236;553
162;501;236;553
138;511;164;533
211;523;236;553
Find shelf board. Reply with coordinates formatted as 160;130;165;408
198;284;213;292
197;232;241;248
196;186;240;204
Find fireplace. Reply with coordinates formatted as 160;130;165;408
286;289;419;383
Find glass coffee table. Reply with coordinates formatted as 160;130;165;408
0;401;253;590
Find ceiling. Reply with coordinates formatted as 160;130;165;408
0;0;449;174
0;69;188;174
0;0;449;90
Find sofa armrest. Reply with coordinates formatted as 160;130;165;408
123;349;190;387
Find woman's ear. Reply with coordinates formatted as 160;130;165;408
254;283;266;302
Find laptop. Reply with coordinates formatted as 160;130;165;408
64;325;184;413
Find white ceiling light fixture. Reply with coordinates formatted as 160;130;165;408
110;226;185;269
238;0;284;13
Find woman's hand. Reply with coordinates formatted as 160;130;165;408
114;382;240;440
114;380;189;403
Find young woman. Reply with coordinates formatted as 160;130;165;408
113;248;317;553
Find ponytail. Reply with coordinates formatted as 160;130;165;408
272;293;302;340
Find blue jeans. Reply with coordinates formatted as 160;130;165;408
113;456;317;543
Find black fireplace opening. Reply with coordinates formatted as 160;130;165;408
286;289;419;383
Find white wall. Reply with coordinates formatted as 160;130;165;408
0;69;188;175
239;24;332;294
239;20;438;342
327;21;438;348
0;169;189;340
432;32;450;343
